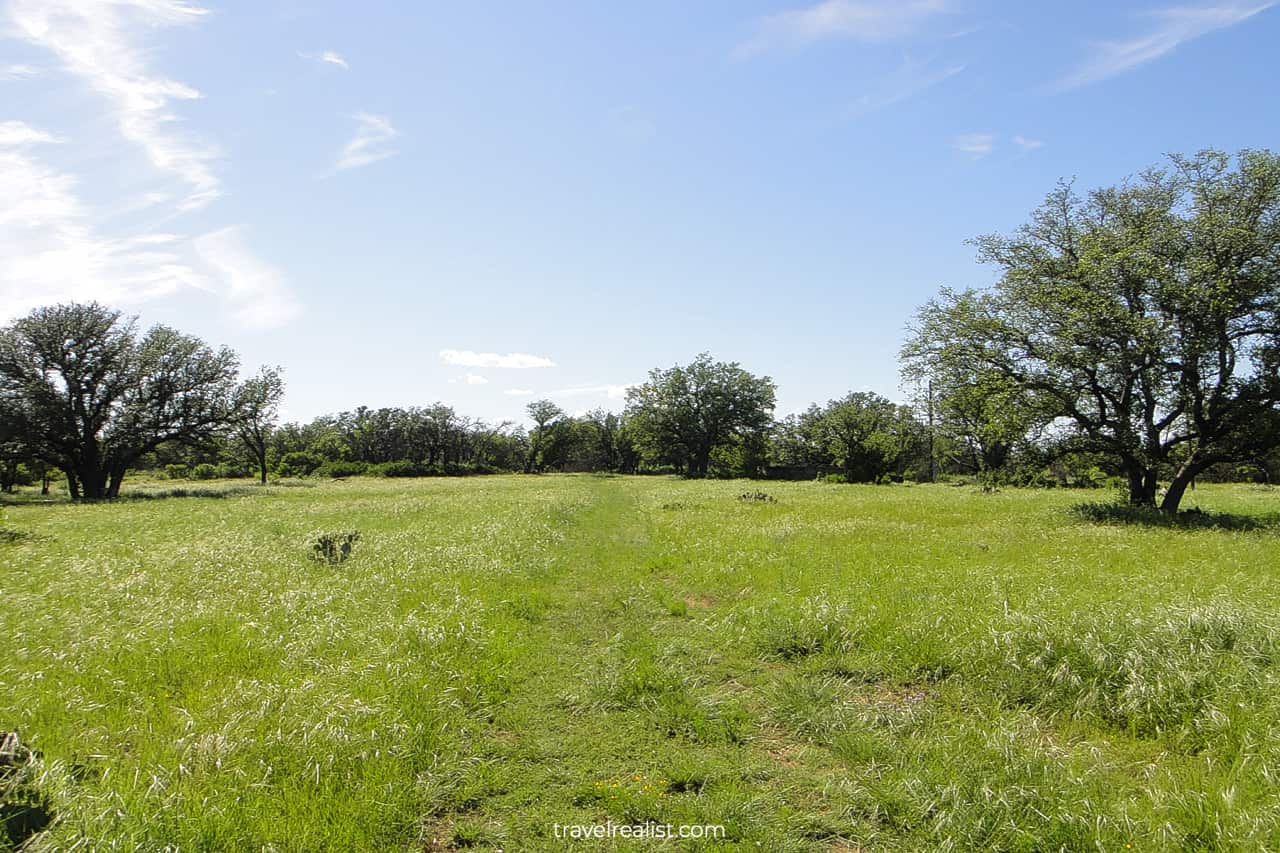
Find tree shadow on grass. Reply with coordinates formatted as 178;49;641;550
1070;501;1280;532
3;486;260;506
0;528;37;544
118;485;262;501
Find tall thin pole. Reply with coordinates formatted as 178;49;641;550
927;379;936;483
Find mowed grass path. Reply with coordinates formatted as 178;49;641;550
2;477;1279;851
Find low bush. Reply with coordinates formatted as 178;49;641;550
372;460;432;477
190;463;219;480
276;452;322;478
310;530;361;564
314;460;368;478
0;731;53;849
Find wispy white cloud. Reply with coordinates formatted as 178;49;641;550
2;2;299;332
0;129;200;321
739;0;950;56
440;349;556;369
1058;2;1274;89
300;49;349;70
1013;134;1044;151
465;373;488;385
953;133;994;159
0;63;39;80
8;0;222;209
0;120;61;146
548;384;631;400
333;112;397;171
503;388;535;396
848;58;965;117
192;227;300;330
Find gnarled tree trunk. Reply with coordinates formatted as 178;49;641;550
1125;462;1159;507
1161;460;1206;515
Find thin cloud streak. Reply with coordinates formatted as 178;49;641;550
547;384;631;400
0;63;39;79
333;112;398;171
1057;1;1275;90
739;0;950;56
847;59;965;117
954;133;994;159
300;49;349;70
9;0;223;209
440;350;557;369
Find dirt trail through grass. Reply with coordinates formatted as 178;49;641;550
424;476;673;848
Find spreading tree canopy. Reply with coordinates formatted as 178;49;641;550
625;352;775;477
903;150;1280;512
0;302;243;498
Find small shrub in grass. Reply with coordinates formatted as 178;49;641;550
190;462;218;480
310;530;361;564
750;596;859;659
652;590;688;617
737;491;776;503
820;473;848;484
448;817;493;849
764;674;853;740
0;732;53;849
163;463;189;480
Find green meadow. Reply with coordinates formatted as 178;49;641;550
3;476;1279;851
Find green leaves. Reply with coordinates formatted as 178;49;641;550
0;302;244;498
624;353;776;478
903;149;1280;510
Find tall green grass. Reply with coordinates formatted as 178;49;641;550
2;477;1278;850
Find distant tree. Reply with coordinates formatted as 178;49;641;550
580;408;623;471
625;353;776;478
525;399;565;473
233;366;284;484
900;359;1046;480
904;150;1280;512
0;402;32;493
767;411;826;468
0;303;241;499
809;392;914;482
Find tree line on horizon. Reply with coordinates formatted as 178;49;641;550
3;149;1278;514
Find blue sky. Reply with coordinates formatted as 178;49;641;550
3;1;1277;425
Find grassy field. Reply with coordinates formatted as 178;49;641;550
2;476;1279;851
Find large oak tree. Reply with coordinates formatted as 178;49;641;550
903;150;1280;512
625;353;775;478
0;302;243;499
